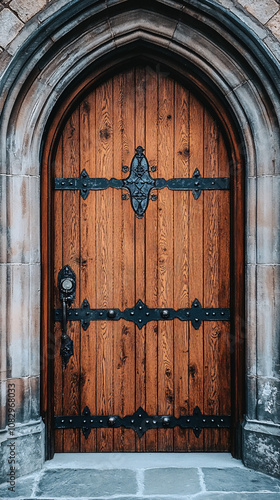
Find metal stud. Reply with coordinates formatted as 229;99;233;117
108;309;116;318
161;309;169;319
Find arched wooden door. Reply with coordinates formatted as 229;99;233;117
51;65;233;453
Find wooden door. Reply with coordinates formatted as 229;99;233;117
52;66;231;452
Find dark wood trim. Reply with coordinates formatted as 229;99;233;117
41;55;245;459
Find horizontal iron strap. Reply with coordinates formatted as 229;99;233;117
54;177;229;191
54;406;231;439
54;299;230;330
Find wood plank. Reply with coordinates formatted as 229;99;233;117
53;136;64;452
135;67;146;452
157;74;174;451
188;94;204;451
95;79;114;452
173;81;190;451
79;92;97;452
113;68;136;451
62;109;80;452
203;108;220;451
145;65;159;451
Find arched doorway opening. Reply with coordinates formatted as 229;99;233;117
41;55;244;458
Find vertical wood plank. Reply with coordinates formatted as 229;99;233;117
203;109;220;451
145;66;159;451
173;82;190;451
157;74;174;451
135;67;146;452
95;79;114;452
62;109;80;452
79;93;97;452
53;137;64;452
188;94;204;451
113;69;136;451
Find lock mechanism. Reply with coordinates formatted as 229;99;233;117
57;265;76;368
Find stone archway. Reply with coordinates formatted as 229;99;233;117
0;0;279;479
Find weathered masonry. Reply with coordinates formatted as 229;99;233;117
0;0;279;481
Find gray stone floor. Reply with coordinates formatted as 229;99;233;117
0;454;280;500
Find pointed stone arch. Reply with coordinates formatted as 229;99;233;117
0;0;279;479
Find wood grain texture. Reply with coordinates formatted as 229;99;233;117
52;65;233;453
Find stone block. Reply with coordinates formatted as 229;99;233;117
238;0;279;25
6;264;30;379
256;265;278;377
37;469;137;496
0;473;35;498
256;176;280;265
256;377;280;422
109;10;177;40
6;175;30;264
0;419;44;484
246;375;257;420
243;420;280;478
143;468;201;495
29;177;40;264
0;9;23;49
267;11;280;39
203;466;280;490
0;379;7;430
9;0;47;23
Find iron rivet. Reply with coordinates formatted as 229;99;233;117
108;417;116;427
83;182;87;187
61;182;65;186
75;312;78;316
146;312;150;316
194;181;199;186
151;166;157;172
151;194;157;201
162;417;170;427
212;312;216;316
195;318;199;322
138;305;143;310
86;312;90;316
153;420;156;424
84;420;87;423
221;419;224;422
69;311;72;316
131;419;134;423
195;188;199;191
221;311;225;316
139;414;142;418
161;309;169;319
69;181;73;185
61;419;64;423
99;312;103;316
108;309;116;318
194;302;198;307
203;419;206;422
186;312;190;316
130;311;135;316
139;319;142;323
69;419;72;423
122;166;129;173
187;419;190;422
211;419;215;422
100;419;103;423
146;420;149;424
212;181;215;185
205;312;209;316
139;426;142;430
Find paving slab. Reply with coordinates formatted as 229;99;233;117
143;467;200;495
196;495;280;499
0;473;35;498
202;467;280;493
35;469;138;497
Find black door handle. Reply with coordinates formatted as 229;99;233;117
57;265;76;368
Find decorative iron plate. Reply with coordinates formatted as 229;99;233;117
54;146;230;217
54;405;231;439
55;298;230;331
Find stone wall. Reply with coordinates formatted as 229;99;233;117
0;0;279;483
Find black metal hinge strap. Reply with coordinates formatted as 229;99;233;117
54;146;230;217
55;298;230;331
54;406;231;439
